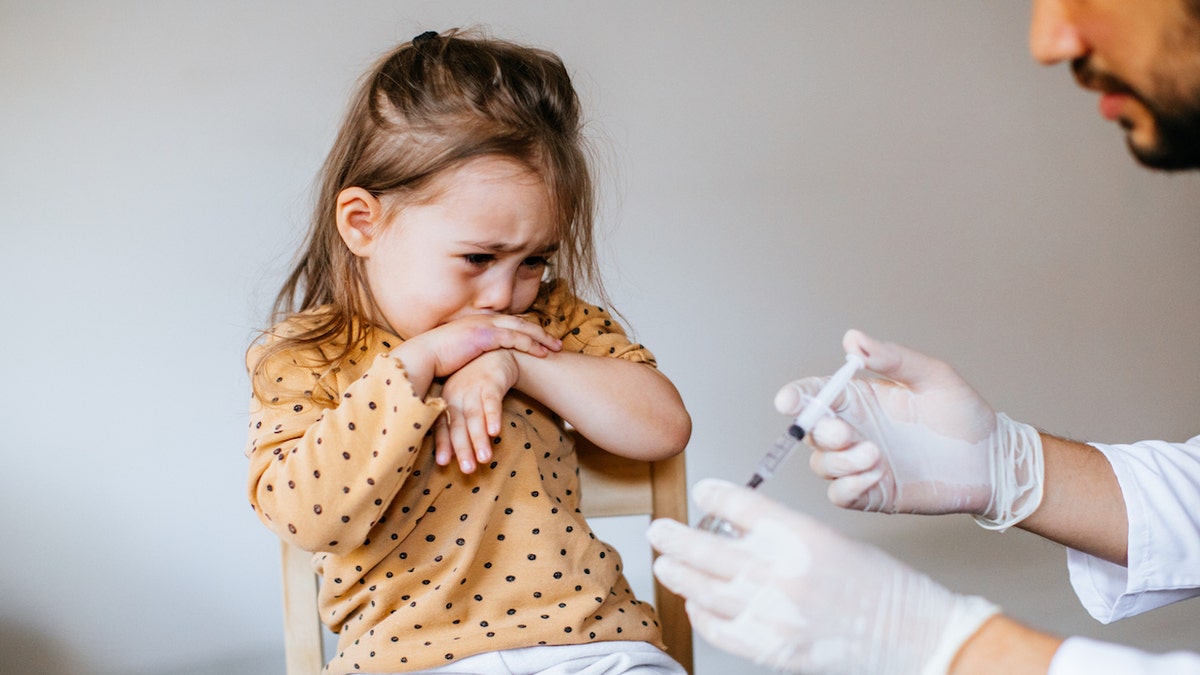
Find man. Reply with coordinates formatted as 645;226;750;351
647;1;1200;672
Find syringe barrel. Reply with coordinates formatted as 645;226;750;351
751;431;802;481
793;353;863;432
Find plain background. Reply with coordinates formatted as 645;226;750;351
3;2;1199;674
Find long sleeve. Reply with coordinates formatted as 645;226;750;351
246;341;445;554
1065;435;1200;622
535;280;656;364
242;296;666;673
1050;636;1200;674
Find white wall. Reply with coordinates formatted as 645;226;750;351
3;2;1199;674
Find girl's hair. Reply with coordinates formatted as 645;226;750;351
253;28;602;402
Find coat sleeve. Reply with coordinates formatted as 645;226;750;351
1050;636;1200;675
1066;436;1200;622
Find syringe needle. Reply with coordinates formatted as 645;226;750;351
696;353;864;538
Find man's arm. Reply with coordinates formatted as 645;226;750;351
1018;434;1129;566
949;615;1062;674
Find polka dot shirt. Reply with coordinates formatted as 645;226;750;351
246;282;665;673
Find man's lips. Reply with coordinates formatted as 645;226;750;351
1072;58;1139;122
1099;91;1130;121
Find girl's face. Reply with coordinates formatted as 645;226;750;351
350;156;558;339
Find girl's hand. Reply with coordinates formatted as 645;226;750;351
391;314;560;395
434;350;519;473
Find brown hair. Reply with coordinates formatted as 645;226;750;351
252;28;602;402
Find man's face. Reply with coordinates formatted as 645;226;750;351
1030;0;1200;170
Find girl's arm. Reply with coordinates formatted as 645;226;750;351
246;351;444;554
512;349;691;461
425;285;690;465
387;313;562;397
247;314;562;551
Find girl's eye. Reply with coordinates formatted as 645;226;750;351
462;253;550;269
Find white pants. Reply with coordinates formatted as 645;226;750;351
387;641;686;675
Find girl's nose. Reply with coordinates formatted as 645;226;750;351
1029;0;1086;66
476;274;516;312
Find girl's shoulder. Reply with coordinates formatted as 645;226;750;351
247;305;344;368
531;282;648;362
264;305;340;339
247;305;372;406
530;280;612;327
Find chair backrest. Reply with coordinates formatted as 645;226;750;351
280;437;693;675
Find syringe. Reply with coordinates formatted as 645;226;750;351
697;352;865;537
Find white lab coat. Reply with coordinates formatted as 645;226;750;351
1049;435;1200;674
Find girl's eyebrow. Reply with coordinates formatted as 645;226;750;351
459;240;560;254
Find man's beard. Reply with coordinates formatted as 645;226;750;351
1073;58;1200;171
1130;98;1200;171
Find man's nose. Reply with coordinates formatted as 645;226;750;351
1029;0;1086;66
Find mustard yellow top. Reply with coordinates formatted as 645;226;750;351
245;283;665;674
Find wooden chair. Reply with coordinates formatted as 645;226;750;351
280;438;693;675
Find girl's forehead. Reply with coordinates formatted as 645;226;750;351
387;157;559;245
433;156;545;193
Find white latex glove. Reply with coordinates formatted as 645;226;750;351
776;330;1043;530
647;479;1000;675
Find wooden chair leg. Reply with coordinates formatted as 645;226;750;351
281;541;325;675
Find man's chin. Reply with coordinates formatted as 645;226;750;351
1127;112;1200;170
1128;138;1200;170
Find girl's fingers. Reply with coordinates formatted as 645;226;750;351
482;393;503;446
475;328;548;359
447;408;476;473
434;418;454;467
461;392;493;466
489;315;561;351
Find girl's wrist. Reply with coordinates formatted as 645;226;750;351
387;341;434;397
509;347;559;391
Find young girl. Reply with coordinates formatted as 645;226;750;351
245;29;692;675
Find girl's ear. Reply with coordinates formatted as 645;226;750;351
335;187;385;256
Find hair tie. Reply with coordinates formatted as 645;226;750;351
412;31;439;49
